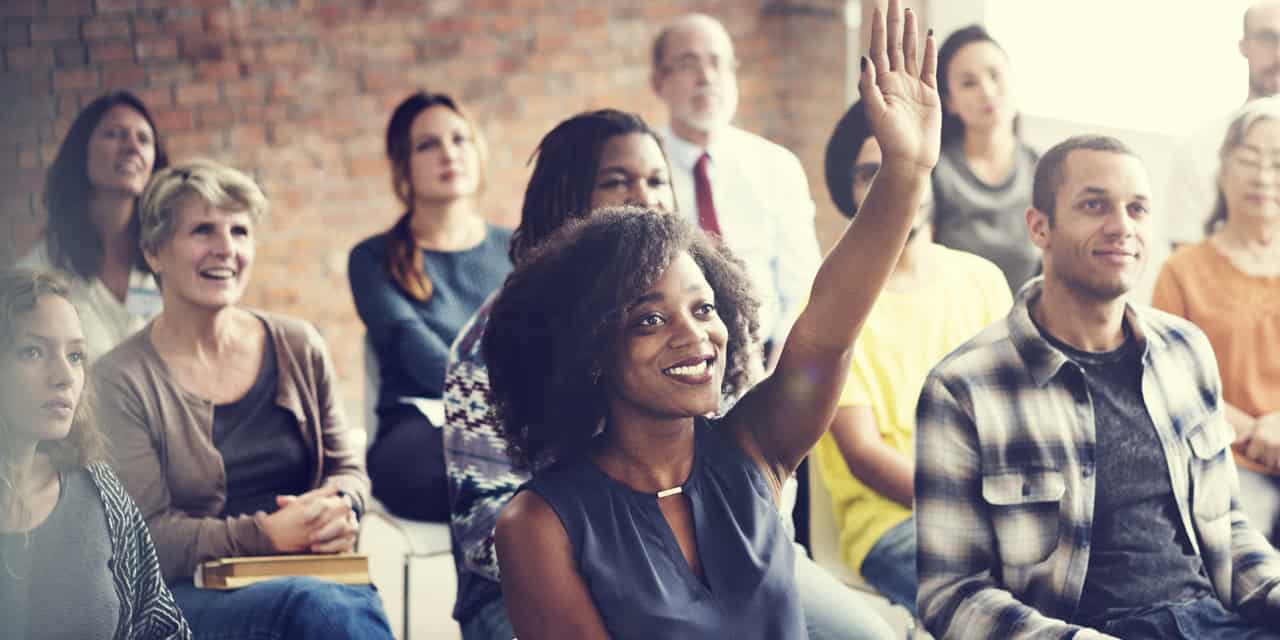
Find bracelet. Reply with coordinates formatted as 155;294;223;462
335;489;362;521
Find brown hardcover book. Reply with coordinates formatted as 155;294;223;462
194;554;372;590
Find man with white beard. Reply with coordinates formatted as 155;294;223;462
650;14;821;368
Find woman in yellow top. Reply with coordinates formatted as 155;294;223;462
1153;96;1280;545
816;97;1012;613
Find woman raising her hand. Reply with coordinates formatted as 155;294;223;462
486;2;941;637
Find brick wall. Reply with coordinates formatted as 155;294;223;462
1;0;875;416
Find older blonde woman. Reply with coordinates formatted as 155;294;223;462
1154;96;1280;546
94;159;392;639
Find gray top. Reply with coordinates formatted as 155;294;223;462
213;326;310;518
932;140;1041;293
0;468;121;640
1035;321;1214;626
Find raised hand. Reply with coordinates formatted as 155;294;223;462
861;0;941;173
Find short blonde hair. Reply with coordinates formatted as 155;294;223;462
138;158;269;255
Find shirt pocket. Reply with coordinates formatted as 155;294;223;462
982;467;1065;566
1186;418;1234;522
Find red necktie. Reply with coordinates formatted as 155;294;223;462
694;152;721;237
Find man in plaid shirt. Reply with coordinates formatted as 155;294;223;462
915;135;1280;639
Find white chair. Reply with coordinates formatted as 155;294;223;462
807;457;922;639
358;335;457;640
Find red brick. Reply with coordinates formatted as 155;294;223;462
101;63;145;87
194;60;240;80
3;22;30;46
90;40;134;63
175;81;220;105
55;93;82;117
197;104;234;127
48;0;95;17
0;2;40;19
30;19;79;42
179;35;224;60
4;45;54;70
94;0;138;13
135;35;177;60
52;67;97;90
224;78;265;102
260;41;303;65
82;16;131;40
131;14;160;35
146;63;192;84
54;43;86;66
150;107;193;132
204;8;244;35
163;14;204;36
226;123;265;148
132;86;172;108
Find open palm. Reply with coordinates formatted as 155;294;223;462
861;0;941;172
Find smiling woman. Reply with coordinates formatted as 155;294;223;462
93;159;393;639
483;4;941;637
19;92;169;360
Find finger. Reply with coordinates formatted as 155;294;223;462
902;7;919;77
310;533;357;555
276;495;297;508
869;5;889;73
886;0;903;71
921;28;938;90
859;56;886;116
308;514;352;544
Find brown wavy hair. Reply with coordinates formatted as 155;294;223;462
0;268;105;528
383;91;488;302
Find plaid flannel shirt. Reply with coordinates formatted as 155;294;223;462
915;279;1280;639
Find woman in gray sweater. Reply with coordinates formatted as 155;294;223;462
0;268;190;640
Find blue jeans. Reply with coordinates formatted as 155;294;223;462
170;576;393;640
460;597;515;640
859;517;917;616
796;546;896;640
1098;593;1280;639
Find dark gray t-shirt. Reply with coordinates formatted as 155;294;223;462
1034;322;1214;626
932;140;1041;293
0;468;120;640
214;327;311;518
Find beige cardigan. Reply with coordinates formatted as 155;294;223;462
94;310;370;580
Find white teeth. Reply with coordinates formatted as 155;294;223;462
665;360;710;377
201;268;234;279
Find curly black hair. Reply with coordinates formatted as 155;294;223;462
482;206;760;470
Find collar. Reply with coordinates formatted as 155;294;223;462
659;124;732;171
1008;278;1164;387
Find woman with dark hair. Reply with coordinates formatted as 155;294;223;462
444;107;675;640
1153;96;1280;545
487;5;937;637
0;268;189;640
20;92;168;359
347;91;512;521
931;24;1040;293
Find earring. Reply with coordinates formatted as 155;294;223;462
589;364;602;385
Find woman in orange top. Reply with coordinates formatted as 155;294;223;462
1153;96;1280;544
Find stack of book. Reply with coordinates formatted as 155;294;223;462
194;554;372;590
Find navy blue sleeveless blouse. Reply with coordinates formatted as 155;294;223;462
524;419;805;639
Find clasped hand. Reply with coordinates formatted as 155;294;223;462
261;485;359;554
